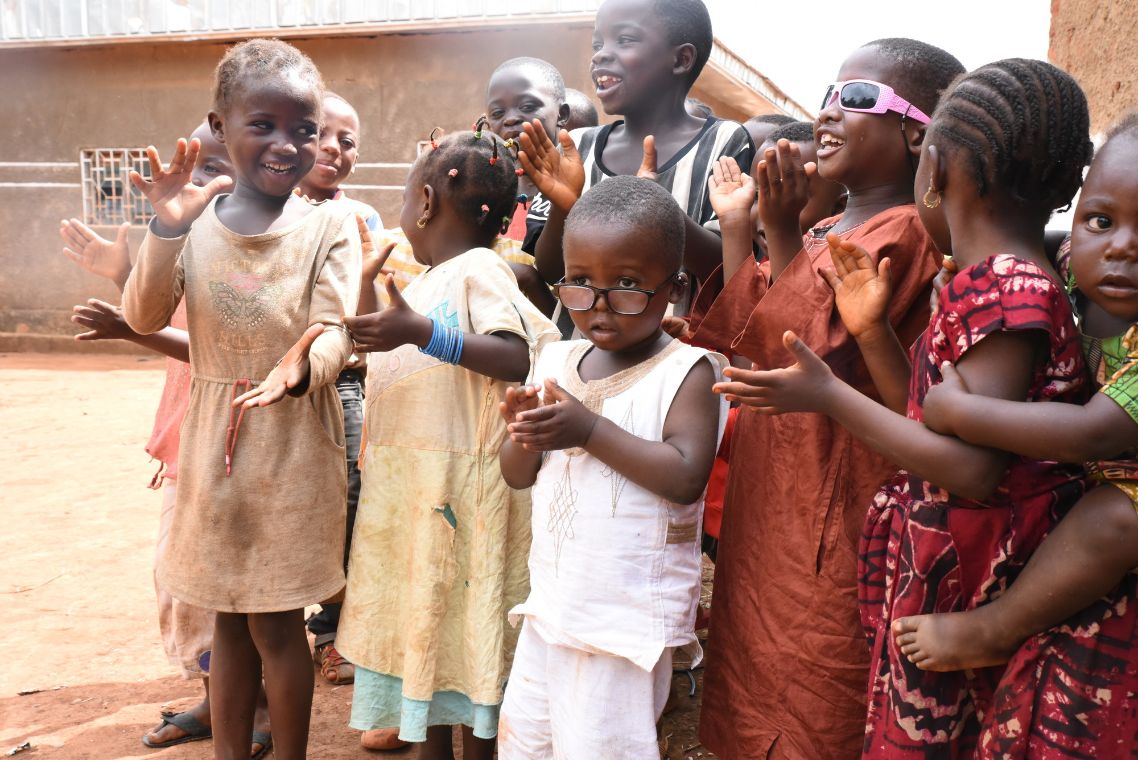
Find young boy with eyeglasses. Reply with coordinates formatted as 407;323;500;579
687;38;963;759
496;176;728;759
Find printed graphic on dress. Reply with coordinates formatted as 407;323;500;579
209;277;281;354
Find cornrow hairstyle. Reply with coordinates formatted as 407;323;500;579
415;127;520;247
928;58;1093;218
650;0;713;87
745;113;796;128
566;176;686;270
490;57;567;103
1106;112;1138;142
863;38;965;118
213;38;324;115
767;121;815;144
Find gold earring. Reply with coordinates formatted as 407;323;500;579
415;215;429;229
923;185;942;209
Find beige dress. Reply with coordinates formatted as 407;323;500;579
337;247;559;711
123;198;361;613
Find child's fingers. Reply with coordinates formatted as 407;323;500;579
167;138;189;175
513;404;557;424
145;145;162;177
74;329;102;341
711;158;725;187
516;150;540;180
181;138;202;175
62;247;84;266
712;380;773;401
556;129;579;160
128;170;149;193
233;385;264;407
373;242;397;273
819;267;842;293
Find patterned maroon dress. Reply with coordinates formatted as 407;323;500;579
860;254;1138;757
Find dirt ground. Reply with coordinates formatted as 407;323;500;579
0;353;716;760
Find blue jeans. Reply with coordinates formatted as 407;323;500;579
307;368;363;643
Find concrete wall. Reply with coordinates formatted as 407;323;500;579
0;25;766;341
1050;0;1138;135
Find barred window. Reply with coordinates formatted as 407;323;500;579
80;148;153;226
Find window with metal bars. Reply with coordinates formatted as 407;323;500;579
79;148;154;226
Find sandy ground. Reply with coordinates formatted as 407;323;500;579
0;353;715;760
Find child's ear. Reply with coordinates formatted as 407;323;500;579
421;183;436;222
927;144;947;196
672;43;697;80
669;272;689;303
904;120;927;159
207;111;225;144
556;103;571;130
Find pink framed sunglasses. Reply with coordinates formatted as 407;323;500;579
820;79;931;124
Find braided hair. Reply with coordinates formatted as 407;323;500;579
929;59;1093;219
213;38;324;115
415;121;520;247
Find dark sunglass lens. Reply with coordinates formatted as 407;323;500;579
557;285;595;311
840;82;880;110
820;85;836;111
607;289;650;315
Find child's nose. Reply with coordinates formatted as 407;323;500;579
1105;228;1138;259
591;45;613;68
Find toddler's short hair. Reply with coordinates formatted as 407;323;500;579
566;176;685;269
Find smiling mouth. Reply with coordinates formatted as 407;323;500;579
818;134;846;152
262;162;296;175
594;74;623;92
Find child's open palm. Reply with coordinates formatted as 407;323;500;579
709;156;756;220
60;219;132;290
130;138;232;237
341;274;431;353
712;331;837;414
499;384;541;425
820;233;892;338
755;139;815;229
517;120;585;213
233;323;326;409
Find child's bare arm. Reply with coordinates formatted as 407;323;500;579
755;140;814;282
819;234;911;413
509;361;721;505
708;156;757;285
499;385;545;488
924;362;1138;462
342;274;531;382
715;329;1043;501
60;219;132;292
72;298;190;363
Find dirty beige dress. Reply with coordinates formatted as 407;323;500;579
123;198;361;613
337;247;559;731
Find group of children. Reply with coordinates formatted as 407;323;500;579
59;0;1138;757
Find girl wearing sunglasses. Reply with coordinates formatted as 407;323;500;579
686;38;964;760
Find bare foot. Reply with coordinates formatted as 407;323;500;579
361;728;409;751
892;611;1019;671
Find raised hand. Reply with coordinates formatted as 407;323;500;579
358;213;396;286
636;135;658;181
499;384;541;425
755;138;815;231
712;331;836;414
71;298;135;341
129;138;233;238
60;219;132;290
233;323;325;409
819;233;892;337
921;361;971;434
708;155;756;223
341;274;432;353
517;120;585;213
506;378;600;451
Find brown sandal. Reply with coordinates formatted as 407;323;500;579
314;642;355;685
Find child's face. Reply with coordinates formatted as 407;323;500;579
1071;135;1138;322
561;221;680;353
591;0;682;116
189;123;234;188
486;66;565;143
814;46;916;192
306;97;361;194
213;73;321;199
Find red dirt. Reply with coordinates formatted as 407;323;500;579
0;353;714;759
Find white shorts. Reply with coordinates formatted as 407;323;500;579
498;619;672;760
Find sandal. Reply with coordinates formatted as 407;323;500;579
141;710;212;748
314;642;355;685
251;729;273;760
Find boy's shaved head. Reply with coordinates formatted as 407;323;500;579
566;176;685;269
651;0;713;86
565;88;600;130
862;38;965;118
490;57;566;102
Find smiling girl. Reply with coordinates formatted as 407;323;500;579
123;39;361;760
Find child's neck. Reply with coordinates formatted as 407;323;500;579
833;180;915;233
217;181;309;235
579;329;670;382
419;231;488;269
620;92;697;142
946;200;1050;274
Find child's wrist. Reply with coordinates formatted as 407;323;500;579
717;209;752;229
150;217;191;239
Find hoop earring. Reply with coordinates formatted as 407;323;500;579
922;185;942;209
416;215;429;229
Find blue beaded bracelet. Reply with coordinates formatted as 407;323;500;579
419;318;464;365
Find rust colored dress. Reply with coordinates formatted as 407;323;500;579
689;206;940;759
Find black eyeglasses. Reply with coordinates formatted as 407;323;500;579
553;273;678;316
